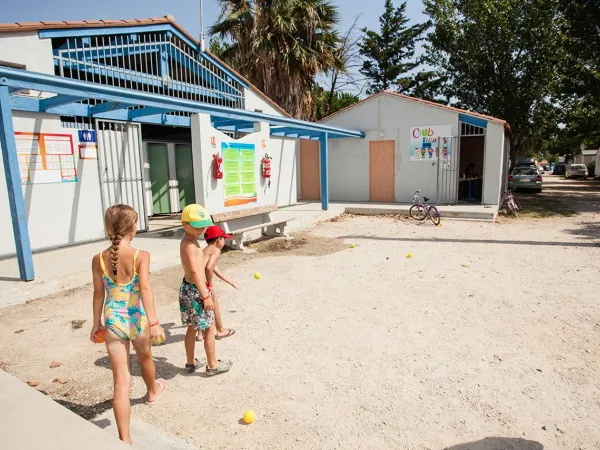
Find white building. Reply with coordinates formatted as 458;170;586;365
0;16;361;270
298;92;509;206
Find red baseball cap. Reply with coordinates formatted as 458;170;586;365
204;225;232;241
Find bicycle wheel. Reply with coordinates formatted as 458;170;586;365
429;206;441;226
508;199;518;217
513;197;521;212
409;204;427;220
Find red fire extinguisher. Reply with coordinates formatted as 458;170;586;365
212;153;223;179
261;153;272;187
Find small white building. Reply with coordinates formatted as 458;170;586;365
574;149;598;171
298;91;509;206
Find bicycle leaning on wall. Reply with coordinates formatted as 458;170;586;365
409;190;442;226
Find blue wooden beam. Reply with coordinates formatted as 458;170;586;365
39;23;200;51
90;101;133;115
128;107;173;118
319;132;329;211
39;95;83;111
0;86;35;281
0;66;365;138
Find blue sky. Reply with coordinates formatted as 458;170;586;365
2;0;428;43
3;0;429;95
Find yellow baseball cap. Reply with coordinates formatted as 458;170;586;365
181;204;213;229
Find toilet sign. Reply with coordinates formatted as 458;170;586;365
78;130;96;143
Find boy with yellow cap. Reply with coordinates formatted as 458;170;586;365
179;204;232;375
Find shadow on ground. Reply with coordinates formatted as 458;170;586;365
342;234;600;248
563;222;600;240
444;437;543;450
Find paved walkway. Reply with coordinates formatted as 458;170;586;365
0;369;128;450
0;201;493;308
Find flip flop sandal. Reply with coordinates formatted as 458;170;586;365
206;359;233;376
185;358;201;374
215;329;236;340
145;379;166;406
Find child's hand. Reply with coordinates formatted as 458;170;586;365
90;324;104;343
150;324;166;345
203;297;214;311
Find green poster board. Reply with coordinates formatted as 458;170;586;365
222;142;257;207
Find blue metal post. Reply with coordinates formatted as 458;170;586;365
0;86;34;280
319;132;329;211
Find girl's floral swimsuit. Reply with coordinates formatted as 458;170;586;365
100;250;147;340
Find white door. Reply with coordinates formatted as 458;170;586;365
95;120;148;231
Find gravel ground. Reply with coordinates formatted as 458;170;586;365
1;189;599;449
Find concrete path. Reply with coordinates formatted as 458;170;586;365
0;369;128;450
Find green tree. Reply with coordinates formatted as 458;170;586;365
210;0;343;120
558;0;600;148
311;84;359;121
358;0;429;95
424;0;563;166
208;36;231;60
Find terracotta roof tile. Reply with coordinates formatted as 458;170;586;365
16;22;42;27
82;20;103;25
39;21;67;26
0;24;20;31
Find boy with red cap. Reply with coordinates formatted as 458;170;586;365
195;225;239;342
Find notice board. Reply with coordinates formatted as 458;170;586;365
15;132;77;184
222;142;257;207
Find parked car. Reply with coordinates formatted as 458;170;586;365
537;165;546;174
509;166;543;192
553;163;566;175
517;158;536;166
566;164;588;179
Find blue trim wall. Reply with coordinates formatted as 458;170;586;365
459;113;488;129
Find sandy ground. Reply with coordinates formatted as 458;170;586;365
1;178;600;450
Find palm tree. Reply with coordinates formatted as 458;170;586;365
210;0;343;120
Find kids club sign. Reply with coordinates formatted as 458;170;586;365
410;125;452;162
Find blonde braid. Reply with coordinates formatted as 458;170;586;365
110;235;122;277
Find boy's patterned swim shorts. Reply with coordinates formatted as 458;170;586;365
179;279;215;331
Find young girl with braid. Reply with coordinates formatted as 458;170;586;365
90;204;166;445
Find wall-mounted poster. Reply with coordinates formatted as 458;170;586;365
409;125;452;162
222;142;258;207
15;132;77;184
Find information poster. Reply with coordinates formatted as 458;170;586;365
15;132;77;184
222;142;257;207
409;125;452;162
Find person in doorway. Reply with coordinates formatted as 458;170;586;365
464;162;476;178
179;204;233;375
195;225;239;342
90;204;167;445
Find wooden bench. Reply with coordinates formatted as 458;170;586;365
211;204;294;250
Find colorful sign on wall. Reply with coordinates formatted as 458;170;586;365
222;142;257;207
409;125;452;162
15;132;77;184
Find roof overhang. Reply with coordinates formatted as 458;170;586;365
0;66;364;139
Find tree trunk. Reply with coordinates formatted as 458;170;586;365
509;135;521;171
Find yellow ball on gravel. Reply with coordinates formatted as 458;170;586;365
350;244;356;248
254;272;261;280
243;410;255;424
407;253;413;258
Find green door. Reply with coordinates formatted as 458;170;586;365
147;143;171;215
175;145;196;211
